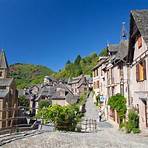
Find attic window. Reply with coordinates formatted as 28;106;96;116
138;36;142;49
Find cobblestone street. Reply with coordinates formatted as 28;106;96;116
2;93;148;148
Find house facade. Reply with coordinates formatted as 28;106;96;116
0;50;18;128
106;40;129;124
92;57;108;103
127;10;148;130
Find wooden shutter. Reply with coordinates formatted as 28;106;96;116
136;64;139;81
143;60;147;80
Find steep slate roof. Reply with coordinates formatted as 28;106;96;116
0;78;13;86
0;50;9;69
78;76;88;88
131;10;148;46
0;89;9;98
108;44;119;52
115;40;128;60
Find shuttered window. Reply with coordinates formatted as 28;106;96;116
136;60;146;81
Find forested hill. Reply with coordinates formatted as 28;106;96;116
9;63;54;89
10;49;107;89
53;53;99;79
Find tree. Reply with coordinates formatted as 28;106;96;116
66;60;71;65
99;48;108;56
74;55;81;65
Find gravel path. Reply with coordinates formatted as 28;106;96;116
2;92;148;148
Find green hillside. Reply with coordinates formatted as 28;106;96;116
54;53;99;79
9;51;104;88
9;63;54;89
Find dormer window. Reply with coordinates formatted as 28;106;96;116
138;36;142;49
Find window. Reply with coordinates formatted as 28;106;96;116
136;60;146;81
95;69;98;77
97;81;99;88
0;71;2;77
138;36;142;49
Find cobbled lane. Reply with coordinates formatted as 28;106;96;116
2;92;148;148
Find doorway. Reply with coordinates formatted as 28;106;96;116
142;100;148;127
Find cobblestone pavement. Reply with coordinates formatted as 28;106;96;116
84;92;99;120
2;92;148;148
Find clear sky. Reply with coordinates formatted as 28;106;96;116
0;0;148;71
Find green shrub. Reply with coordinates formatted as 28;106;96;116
38;99;51;109
108;93;127;123
126;109;140;134
132;128;140;134
37;105;81;131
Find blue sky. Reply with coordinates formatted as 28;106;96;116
0;0;148;71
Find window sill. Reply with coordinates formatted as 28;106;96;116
137;79;146;82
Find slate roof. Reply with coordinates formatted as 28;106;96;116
92;57;108;70
114;40;128;60
131;10;148;46
0;50;9;69
0;78;13;86
78;76;88;88
0;89;9;98
39;86;56;97
108;44;119;52
66;93;79;104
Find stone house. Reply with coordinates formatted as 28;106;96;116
0;50;18;128
92;56;108;103
22;76;79;115
68;75;92;95
127;10;148;130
